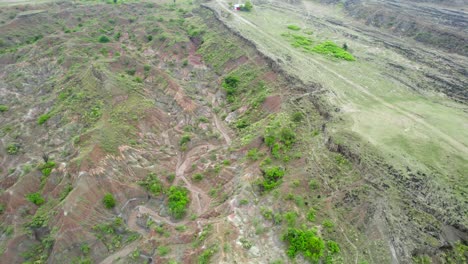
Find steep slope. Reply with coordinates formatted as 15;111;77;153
0;0;467;264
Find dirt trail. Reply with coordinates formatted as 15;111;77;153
214;114;232;145
99;241;139;264
175;144;216;215
212;0;468;155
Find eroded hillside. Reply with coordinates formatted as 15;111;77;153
0;0;467;264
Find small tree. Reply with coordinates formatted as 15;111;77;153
113;0;117;3
103;193;116;209
342;42;348;51
243;0;253;11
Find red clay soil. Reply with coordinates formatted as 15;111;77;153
223;55;249;73
262;95;282;113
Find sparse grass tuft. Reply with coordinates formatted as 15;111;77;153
287;25;301;31
37;113;52;125
0;104;8;112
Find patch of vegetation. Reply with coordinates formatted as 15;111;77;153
312;41;355;61
167;186;190;219
222;75;240;102
192;173;204;182
6;143;19;155
193;224;212;247
98;35;110;43
247;148;260;161
180;134;191;148
37;113;52;125
26;192;45;206
327;240;340;254
158;245;170;256
240;238;253;249
59;184;73;201
322;219;335;231
102;193;116;209
0;203;5;214
139;172;164;196
93;217;140;252
0;104;8;112
291;112;303;122
287;25;301;31
198;244;218;264
283;228;325;262
241;0;253;12
39;161;56;177
258;166;285;191
20;234;54;263
167;173;175;183
306;208;316;222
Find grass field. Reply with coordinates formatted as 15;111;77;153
216;1;468;184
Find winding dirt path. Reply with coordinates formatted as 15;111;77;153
175;144;217;215
214;114;232;145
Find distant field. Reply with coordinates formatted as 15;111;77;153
213;0;468;188
0;0;57;5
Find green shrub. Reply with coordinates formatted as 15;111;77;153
199;245;218;264
259;166;285;191
179;134;191;146
135;77;143;83
247;148;260;161
26;192;45;206
222;75;240;96
283;211;297;227
322;219;334;230
307;208;316;222
287;25;301;31
81;243;91;255
0;203;5;214
146;35;153;42
283;228;325;262
167;173;175;183
139;173;164;195
102;193;116;209
126;69;136;76
6;143;19;155
167;186;190;219
239;199;249;205
192;173;204;182
279;127;296;147
144;64;151;72
291;112;303;122
38;161;56;176
309;179;319;190
236;119;249;129
198;116;209;123
327;240;340;254
241;0;253;11
37;113;52;125
158;246;170;256
0;104;8;112
98;35;110;43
